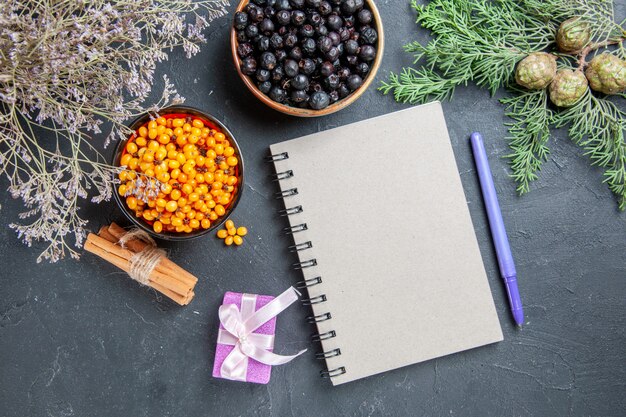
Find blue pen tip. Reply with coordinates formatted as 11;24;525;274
513;309;524;327
470;132;482;141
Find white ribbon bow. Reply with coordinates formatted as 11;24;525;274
217;287;307;381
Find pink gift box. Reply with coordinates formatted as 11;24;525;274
212;291;277;384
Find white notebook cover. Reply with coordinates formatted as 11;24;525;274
270;102;503;385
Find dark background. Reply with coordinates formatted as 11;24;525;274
1;2;625;416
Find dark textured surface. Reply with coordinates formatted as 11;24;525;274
1;2;626;416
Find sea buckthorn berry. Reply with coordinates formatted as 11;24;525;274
126;142;138;154
122;115;239;234
165;200;178;212
233;235;243;246
120;153;132;167
161;183;173;194
236;226;248;236
225;220;234;229
147;140;159;152
217;229;228;239
126;196;138;210
182;183;193;195
224;236;234;246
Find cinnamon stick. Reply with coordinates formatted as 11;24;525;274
85;232;194;306
87;234;191;297
108;223;198;286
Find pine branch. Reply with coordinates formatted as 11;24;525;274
380;0;555;102
553;91;626;209
501;88;553;194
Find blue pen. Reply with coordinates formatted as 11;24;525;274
470;132;524;327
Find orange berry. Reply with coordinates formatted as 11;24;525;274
156;116;167;126
148;120;157;130
192;119;204;128
227;227;236;236
126;196;138;210
170;189;181;200
138;127;148;138
236;226;248;236
165;200;178;212
215;205;225;216
224;236;234;246
233;235;243;246
217;229;228;239
226;156;238;167
153;221;163;233
201;219;211;229
126;142;138;154
225;220;235;229
148;128;158;140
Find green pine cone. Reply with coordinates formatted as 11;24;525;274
585;53;626;95
549;69;588;107
515;52;557;90
556;17;591;53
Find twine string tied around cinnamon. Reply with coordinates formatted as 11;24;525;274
118;228;166;285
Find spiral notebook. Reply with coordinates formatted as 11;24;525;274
269;102;503;385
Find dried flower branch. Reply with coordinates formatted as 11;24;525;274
0;0;229;262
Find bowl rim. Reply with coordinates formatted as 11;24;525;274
111;105;245;241
230;0;385;117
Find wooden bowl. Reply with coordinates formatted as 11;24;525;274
230;0;384;117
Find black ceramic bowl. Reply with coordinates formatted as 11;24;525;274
112;105;244;241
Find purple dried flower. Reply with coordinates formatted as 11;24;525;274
0;0;229;262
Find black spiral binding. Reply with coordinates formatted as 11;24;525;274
269;151;344;380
